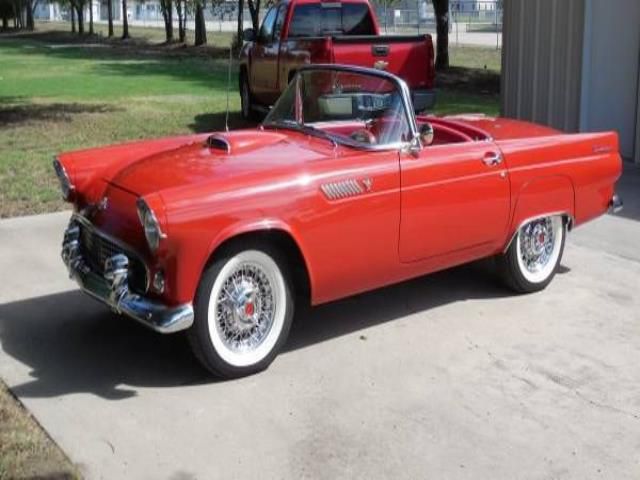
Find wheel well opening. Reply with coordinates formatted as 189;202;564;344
208;230;311;304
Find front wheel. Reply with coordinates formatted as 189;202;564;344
188;246;294;378
497;215;566;293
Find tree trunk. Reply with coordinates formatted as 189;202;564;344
432;0;449;70
176;0;185;43
160;0;173;42
246;0;260;33
76;5;83;34
194;2;206;45
71;6;76;32
2;16;8;30
237;0;244;40
107;0;113;36
25;0;34;30
121;0;129;38
88;0;94;34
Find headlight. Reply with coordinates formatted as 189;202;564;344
136;199;166;253
53;158;74;201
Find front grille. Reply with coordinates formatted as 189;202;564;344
78;223;148;294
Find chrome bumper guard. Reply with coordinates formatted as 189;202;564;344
608;193;623;214
61;219;193;334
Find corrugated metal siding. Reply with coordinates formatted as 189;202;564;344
501;0;585;132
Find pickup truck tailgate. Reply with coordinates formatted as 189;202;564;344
329;35;435;91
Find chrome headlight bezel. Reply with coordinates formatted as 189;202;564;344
53;158;74;201
136;199;166;253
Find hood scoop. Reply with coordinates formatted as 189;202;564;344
206;134;231;154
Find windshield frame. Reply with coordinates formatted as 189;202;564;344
262;64;419;152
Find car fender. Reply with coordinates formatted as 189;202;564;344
506;175;576;247
205;218;316;296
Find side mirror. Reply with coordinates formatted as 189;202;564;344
419;122;434;146
242;28;256;42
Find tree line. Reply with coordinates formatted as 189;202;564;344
1;0;450;68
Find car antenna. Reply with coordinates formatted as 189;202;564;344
224;44;233;132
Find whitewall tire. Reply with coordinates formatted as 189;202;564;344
188;245;294;378
498;215;566;293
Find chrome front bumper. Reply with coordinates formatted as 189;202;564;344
61;218;194;334
609;193;624;214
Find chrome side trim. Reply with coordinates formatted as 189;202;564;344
503;211;574;253
62;217;193;334
608;193;623;214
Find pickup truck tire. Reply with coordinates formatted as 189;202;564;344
188;245;295;378
240;73;258;121
497;215;566;294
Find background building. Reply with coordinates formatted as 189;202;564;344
502;0;640;163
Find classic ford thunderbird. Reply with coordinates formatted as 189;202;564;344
55;65;623;378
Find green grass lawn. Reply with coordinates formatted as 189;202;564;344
0;27;499;217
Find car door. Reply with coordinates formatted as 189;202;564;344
250;6;279;104
399;141;510;263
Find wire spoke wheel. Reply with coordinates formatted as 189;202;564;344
499;214;566;293
187;247;293;377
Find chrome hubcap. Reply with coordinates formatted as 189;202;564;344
215;263;276;353
519;218;555;273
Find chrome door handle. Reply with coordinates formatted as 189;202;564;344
483;152;502;166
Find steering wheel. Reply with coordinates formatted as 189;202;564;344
350;129;377;145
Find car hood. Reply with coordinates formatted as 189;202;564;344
107;129;332;196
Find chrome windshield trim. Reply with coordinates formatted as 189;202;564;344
264;64;420;152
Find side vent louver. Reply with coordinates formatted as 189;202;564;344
321;179;365;200
206;135;231;154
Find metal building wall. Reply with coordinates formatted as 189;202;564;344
501;0;585;132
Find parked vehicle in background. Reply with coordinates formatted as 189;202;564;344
238;0;436;119
55;65;622;379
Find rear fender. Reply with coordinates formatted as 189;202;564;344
505;176;575;250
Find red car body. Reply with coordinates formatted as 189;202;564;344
55;65;622;376
238;0;436;113
57;116;622;307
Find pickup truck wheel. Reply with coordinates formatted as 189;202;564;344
188;246;294;378
240;74;256;121
498;215;566;293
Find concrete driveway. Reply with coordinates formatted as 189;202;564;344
1;166;639;480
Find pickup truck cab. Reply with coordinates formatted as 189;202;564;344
239;0;435;119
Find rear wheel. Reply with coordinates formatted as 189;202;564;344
188;245;294;378
498;215;566;293
240;72;256;121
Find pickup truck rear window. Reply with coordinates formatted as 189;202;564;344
288;3;375;37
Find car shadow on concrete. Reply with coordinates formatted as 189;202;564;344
0;260;524;400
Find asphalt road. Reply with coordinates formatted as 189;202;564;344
1;166;639;479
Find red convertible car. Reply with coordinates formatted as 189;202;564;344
55;65;623;378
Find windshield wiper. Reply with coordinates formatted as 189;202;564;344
263;120;338;148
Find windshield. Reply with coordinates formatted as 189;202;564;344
263;69;412;149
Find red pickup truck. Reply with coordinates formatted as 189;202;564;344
238;0;435;119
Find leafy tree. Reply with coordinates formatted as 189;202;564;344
431;0;449;70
